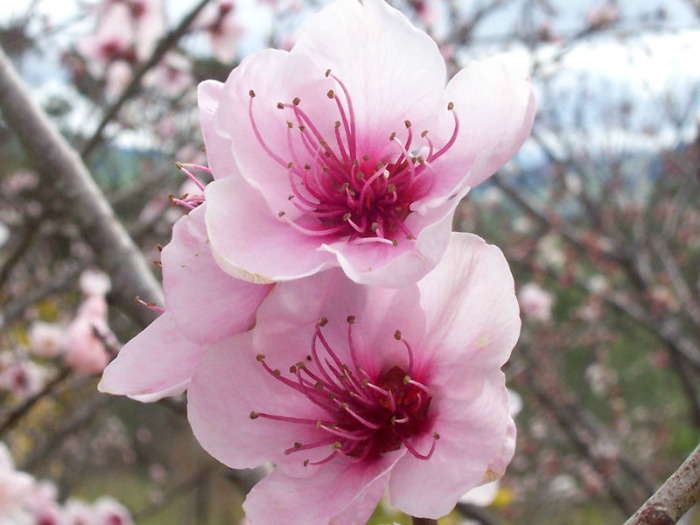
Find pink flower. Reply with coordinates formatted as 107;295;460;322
0;357;48;399
196;0;244;64
518;282;555;323
76;2;135;76
201;0;535;287
188;233;520;523
98;204;273;401
64;295;113;375
28;321;65;359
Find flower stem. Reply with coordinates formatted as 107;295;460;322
412;518;438;525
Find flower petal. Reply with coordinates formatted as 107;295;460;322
98;312;202;401
187;331;338;472
388;371;511;518
204;176;336;283
162;204;273;344
198;80;240;179
320;192;459;287
417;232;520;371
425;56;535;201
243;451;402;525
292;0;446;147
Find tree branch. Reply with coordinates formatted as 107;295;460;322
623;443;700;525
0;45;163;327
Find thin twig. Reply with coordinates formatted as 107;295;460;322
0;367;71;438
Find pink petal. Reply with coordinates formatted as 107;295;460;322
321;194;458;287
388;372;511;518
204;176;336;282
213;48;334;216
417;233;521;371
187;331;337;472
198;80;240;179
243;451;402;525
423;56;535;202
162;204;273;343
98;313;202;401
292;0;446;148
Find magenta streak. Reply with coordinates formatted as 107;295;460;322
399;433;437;460
248;96;288;168
429;110;459;163
285;436;338;455
335;401;381;430
319;424;373;441
329;73;357;159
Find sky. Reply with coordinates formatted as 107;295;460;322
1;0;699;153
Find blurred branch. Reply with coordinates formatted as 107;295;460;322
0;367;71;439
0;45;163;327
623;442;700;525
1;262;85;325
0;213;42;289
80;0;212;159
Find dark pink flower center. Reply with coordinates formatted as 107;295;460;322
248;71;459;245
250;317;438;466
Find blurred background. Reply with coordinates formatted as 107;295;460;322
0;0;699;523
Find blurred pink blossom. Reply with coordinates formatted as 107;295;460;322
201;0;535;287
64;295;113;375
196;0;243;63
188;233;520;523
28;321;65;359
518;282;555;323
0;357;48;399
80;269;112;297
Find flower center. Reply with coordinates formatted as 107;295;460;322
250;317;438;466
248;71;459;245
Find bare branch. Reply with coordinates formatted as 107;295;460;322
623;443;700;525
0;45;163;327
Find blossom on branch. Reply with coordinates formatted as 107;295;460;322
187;233;520;523
200;0;535;287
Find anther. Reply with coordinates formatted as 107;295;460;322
327;89;335;99
293;97;301;105
335;120;341;128
276;102;284;109
403;375;411;385
175;161;183;169
294;442;302;449
273;369;281;377
289;365;297;374
347;315;356;324
343;213;351;221
256;354;265;361
421;130;429;137
249;89;256;97
156;244;163;252
319;317;329;327
371;222;379;231
278;211;286;217
392;239;399;247
394;330;402;340
447;101;454;110
325;69;331;77
362;154;369;161
287;121;294;128
249;411;259;419
389;132;397;141
404;120;412;128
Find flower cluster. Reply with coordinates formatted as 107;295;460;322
0;442;132;525
100;0;534;522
